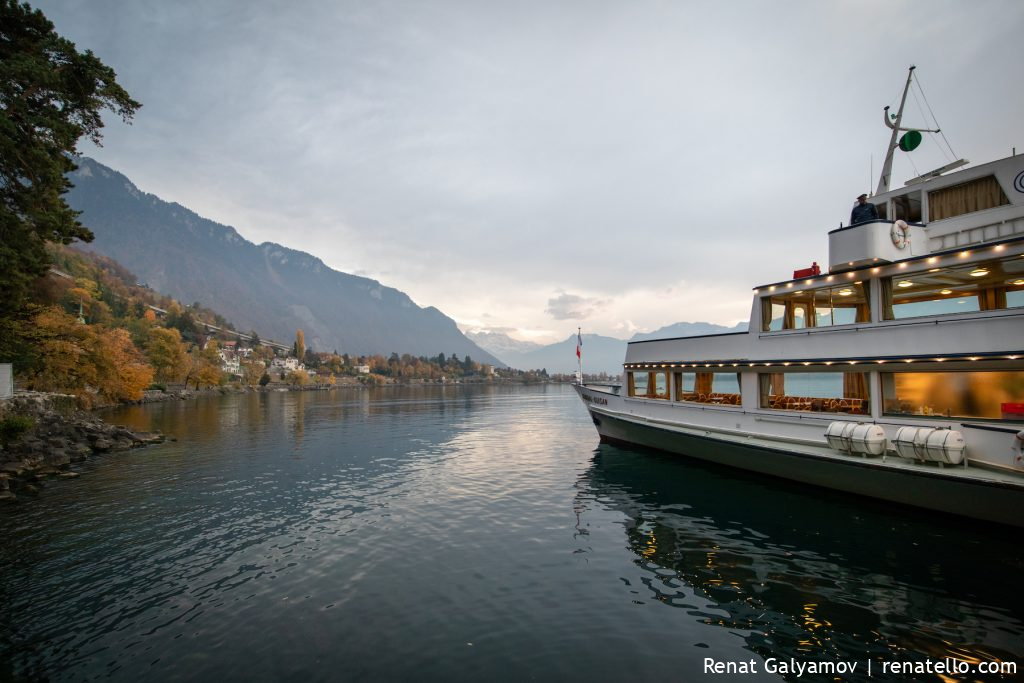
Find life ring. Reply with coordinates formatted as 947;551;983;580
890;220;910;249
1014;430;1024;464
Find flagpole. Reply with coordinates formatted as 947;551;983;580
577;327;583;384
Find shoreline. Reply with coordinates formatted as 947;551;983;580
0;392;165;503
123;376;570;405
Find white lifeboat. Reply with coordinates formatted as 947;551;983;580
893;426;966;465
825;422;886;456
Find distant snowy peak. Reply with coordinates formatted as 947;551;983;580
465;330;543;357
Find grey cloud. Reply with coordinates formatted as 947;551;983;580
545;293;609;321
33;0;1024;339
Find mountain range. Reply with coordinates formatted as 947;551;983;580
65;157;502;365
468;321;747;375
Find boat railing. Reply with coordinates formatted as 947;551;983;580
585;382;621;395
925;203;1024;251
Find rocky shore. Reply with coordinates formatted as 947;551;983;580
0;392;165;502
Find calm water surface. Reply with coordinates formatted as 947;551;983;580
1;385;1021;681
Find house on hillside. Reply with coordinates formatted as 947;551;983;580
271;357;302;372
269;356;305;380
218;344;241;376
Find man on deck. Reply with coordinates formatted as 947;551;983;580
851;193;879;225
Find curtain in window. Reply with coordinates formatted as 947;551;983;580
761;298;773;331
928;176;1009;221
758;374;771;406
783;301;795;329
770;373;784;396
979;286;1008;311
843;372;868;399
695;372;713;394
880;278;895;320
856;280;872;323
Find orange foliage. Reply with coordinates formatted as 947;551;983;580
26;306;154;407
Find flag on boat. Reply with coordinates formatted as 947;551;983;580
576;330;582;359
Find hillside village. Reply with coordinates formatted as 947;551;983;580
0;244;541;407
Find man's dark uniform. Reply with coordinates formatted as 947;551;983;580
851;199;879;225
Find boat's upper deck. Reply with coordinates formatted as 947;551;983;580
626;234;1024;366
626;154;1024;366
826;154;1024;273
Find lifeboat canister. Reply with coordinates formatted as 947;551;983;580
894;426;934;461
923;429;966;465
825;422;856;452
849;424;887;456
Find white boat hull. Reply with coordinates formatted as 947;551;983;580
577;385;1024;528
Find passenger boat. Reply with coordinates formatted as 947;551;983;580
576;68;1024;527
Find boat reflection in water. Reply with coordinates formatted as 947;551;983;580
577;444;1023;677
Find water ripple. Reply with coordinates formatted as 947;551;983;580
2;385;1021;681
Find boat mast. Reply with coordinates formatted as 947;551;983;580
875;66;939;195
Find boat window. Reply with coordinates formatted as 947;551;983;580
881;370;1024;420
891;190;922;222
674;371;741;405
627;370;669;400
882;253;1024;320
761;280;870;332
758;371;870;414
928;175;1010;221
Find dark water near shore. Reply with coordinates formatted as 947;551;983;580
1;385;1022;681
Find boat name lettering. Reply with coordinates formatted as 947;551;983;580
582;394;608;405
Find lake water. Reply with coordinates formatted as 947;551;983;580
1;385;1021;681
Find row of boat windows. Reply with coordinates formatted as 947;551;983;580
873;174;1010;223
626;370;1024;421
762;252;1024;331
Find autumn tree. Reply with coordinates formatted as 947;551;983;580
286;368;309;387
183;341;223;389
295;329;305;360
145;327;188;383
240;359;264;386
0;1;140;359
25;306;153;406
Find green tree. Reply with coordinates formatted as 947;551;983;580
0;1;140;359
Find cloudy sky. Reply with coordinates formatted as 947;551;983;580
34;0;1024;343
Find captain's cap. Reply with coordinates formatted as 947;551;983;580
856;193;868;200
